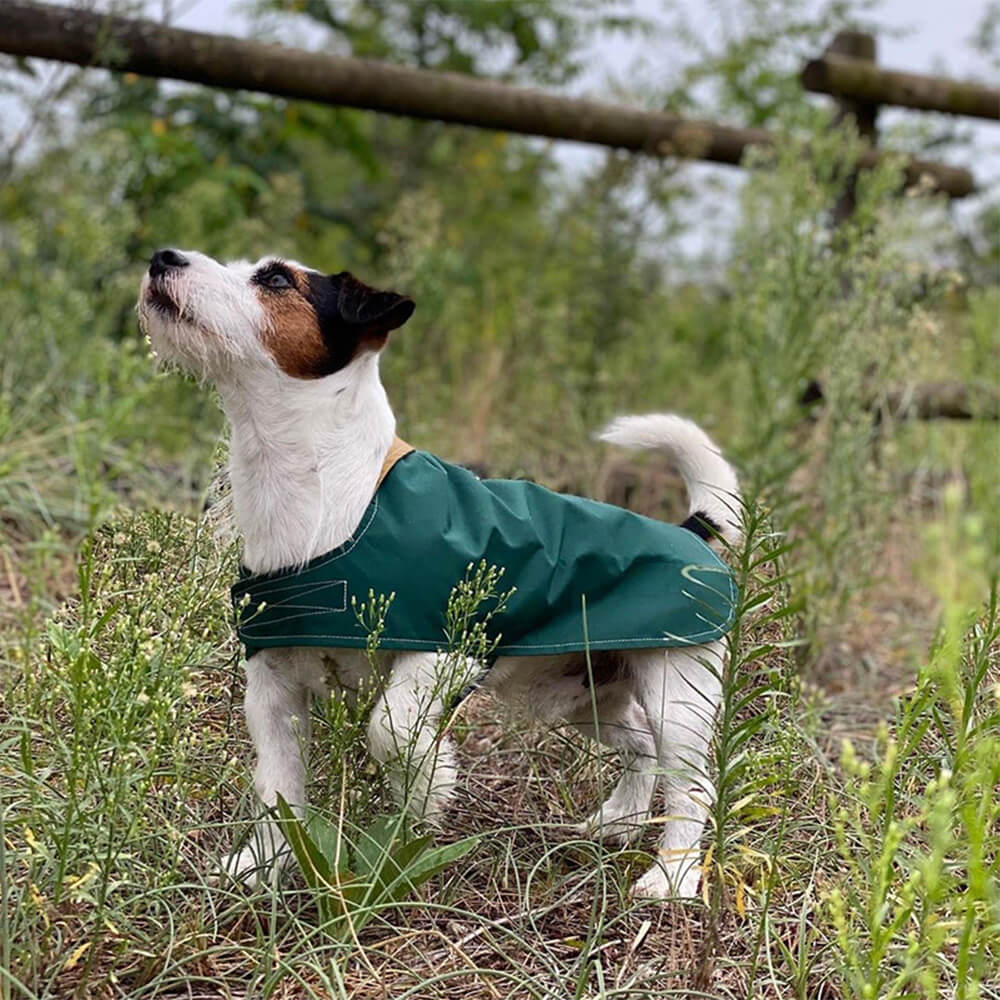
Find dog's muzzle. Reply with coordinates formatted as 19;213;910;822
149;248;190;279
145;249;190;315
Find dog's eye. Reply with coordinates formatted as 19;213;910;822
262;271;292;290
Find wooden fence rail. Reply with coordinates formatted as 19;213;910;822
802;53;1000;121
0;1;977;198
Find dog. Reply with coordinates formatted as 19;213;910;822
138;248;741;899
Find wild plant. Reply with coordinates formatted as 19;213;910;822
728;124;936;648
268;563;512;947
683;482;804;988
688;125;999;998
1;510;238;994
273;799;478;946
825;486;998;997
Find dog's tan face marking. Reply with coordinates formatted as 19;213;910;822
253;261;330;379
252;259;415;379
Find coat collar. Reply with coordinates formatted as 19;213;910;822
376;436;414;491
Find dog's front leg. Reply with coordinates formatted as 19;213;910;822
225;648;324;885
367;651;458;825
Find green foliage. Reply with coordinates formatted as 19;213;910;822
723;124;944;642
825;498;998;998
255;0;646;83
1;511;238;993
665;0;881;126
0;132;224;551
702;498;803;924
444;560;515;672
688;123;999;997
274;796;479;942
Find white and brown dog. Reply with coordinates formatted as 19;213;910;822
138;248;741;899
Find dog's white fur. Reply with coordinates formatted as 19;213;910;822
139;249;741;899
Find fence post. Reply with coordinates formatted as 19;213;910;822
827;30;878;225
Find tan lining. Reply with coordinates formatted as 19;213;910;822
376;437;415;491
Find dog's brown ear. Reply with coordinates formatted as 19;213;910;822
327;271;415;336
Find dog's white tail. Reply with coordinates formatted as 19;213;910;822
599;414;742;544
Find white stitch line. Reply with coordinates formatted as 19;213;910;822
240;580;349;607
242;605;350;630
233;496;379;591
239;620;733;649
243;578;348;598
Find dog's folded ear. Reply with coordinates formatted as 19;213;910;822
327;271;415;336
296;270;415;377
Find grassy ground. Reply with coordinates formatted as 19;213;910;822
1;412;997;998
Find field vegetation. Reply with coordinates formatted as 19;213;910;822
1;1;997;997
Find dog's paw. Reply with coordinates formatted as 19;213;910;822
393;746;458;830
575;809;646;847
218;846;267;889
218;842;289;890
631;860;702;900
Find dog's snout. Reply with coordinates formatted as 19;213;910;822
149;248;190;278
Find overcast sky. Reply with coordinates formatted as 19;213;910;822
160;0;995;79
160;0;996;100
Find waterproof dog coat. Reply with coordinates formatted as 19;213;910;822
232;443;737;662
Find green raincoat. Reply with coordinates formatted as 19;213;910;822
232;450;737;662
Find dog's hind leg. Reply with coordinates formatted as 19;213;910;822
570;695;659;846
367;651;458;826
631;645;722;899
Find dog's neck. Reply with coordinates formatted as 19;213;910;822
219;355;395;574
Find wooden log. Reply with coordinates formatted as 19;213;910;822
803;53;1000;121
879;381;1000;421
801;379;1000;421
827;31;879;227
0;1;976;197
825;31;880;138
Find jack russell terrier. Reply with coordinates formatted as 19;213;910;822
138;248;741;899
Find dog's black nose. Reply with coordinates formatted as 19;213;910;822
149;248;189;278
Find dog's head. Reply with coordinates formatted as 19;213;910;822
137;249;414;382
